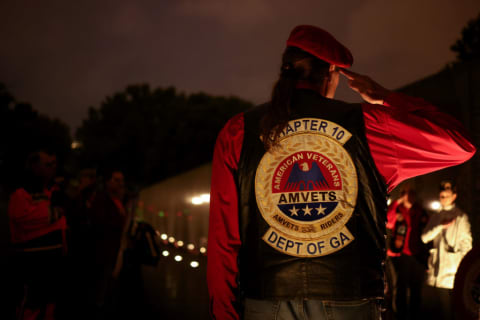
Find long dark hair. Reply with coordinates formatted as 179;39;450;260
261;47;330;150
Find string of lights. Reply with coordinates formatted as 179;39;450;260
134;193;210;268
154;231;206;269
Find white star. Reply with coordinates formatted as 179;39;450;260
303;205;313;216
317;205;326;215
289;206;299;216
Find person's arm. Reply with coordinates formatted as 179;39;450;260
340;69;476;192
364;93;475;191
207;113;244;320
421;214;443;244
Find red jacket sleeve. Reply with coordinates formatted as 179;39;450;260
363;92;476;192
207;113;244;320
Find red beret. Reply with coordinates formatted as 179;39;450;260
286;25;353;68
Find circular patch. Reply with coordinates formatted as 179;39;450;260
255;119;358;257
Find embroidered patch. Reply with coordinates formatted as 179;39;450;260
255;118;358;257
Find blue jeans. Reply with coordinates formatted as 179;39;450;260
243;298;382;320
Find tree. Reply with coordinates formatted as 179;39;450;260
451;13;480;61
76;84;253;187
0;83;72;192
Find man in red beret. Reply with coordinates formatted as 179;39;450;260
207;25;476;320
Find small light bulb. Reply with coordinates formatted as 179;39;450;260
200;247;207;254
161;234;168;240
168;237;175;243
177;240;184;247
174;255;183;262
162;250;169;257
190;261;199;268
187;244;195;250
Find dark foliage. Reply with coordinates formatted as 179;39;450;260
451;13;480;61
0;83;72;192
76;84;253;187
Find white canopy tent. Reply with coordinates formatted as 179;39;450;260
138;163;212;251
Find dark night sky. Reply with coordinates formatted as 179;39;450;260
1;1;479;131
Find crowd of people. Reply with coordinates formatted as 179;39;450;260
7;149;148;320
7;151;474;320
385;182;472;320
6;24;478;320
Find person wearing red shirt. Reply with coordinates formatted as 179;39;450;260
207;25;476;320
386;187;428;320
8;150;67;320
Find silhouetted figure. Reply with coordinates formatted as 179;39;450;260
115;219;159;320
421;180;472;320
66;168;97;255
386;187;428;320
60;168;97;320
8;150;67;320
87;169;128;319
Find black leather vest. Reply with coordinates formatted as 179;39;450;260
236;89;387;300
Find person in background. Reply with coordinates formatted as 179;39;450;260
88;169;128;319
386;186;428;320
421;180;472;320
65;168;97;255
207;25;476;320
62;168;97;320
8;149;67;320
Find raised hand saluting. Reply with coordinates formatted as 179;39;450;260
339;68;391;105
